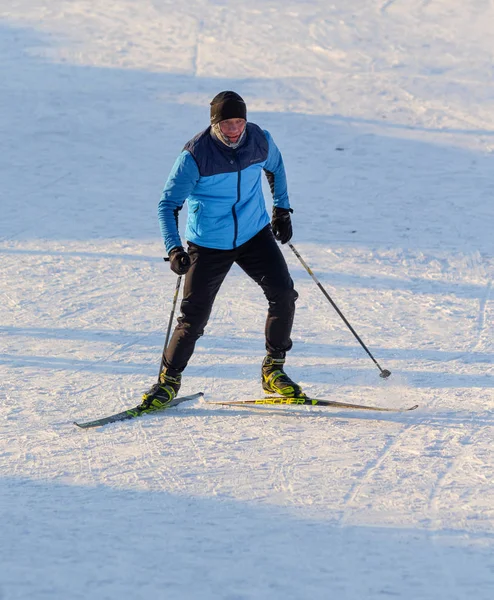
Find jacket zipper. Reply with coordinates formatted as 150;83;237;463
232;153;241;248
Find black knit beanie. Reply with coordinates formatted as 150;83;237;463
210;91;247;124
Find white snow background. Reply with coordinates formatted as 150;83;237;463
1;0;493;598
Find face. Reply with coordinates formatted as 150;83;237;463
219;118;246;144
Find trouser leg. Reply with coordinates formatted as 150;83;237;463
236;226;298;358
162;244;235;373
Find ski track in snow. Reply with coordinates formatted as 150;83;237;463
1;0;494;598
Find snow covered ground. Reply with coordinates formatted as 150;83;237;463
1;0;493;598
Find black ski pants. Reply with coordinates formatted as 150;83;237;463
163;225;298;374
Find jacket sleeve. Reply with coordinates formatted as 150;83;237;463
158;151;200;253
262;130;290;209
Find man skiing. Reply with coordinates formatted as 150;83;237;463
140;91;302;409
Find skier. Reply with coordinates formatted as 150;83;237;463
140;91;302;409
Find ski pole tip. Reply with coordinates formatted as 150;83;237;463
380;369;392;379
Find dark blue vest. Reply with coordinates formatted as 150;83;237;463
183;123;269;177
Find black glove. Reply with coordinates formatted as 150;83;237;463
271;207;293;244
168;246;191;275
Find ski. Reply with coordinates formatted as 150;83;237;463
74;392;204;429
207;396;418;413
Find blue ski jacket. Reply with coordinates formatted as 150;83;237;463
158;123;290;252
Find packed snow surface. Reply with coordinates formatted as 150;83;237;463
1;1;493;598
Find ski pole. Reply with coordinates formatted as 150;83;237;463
288;242;391;378
158;260;182;380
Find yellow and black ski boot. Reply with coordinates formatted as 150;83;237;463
139;370;182;412
262;356;304;397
